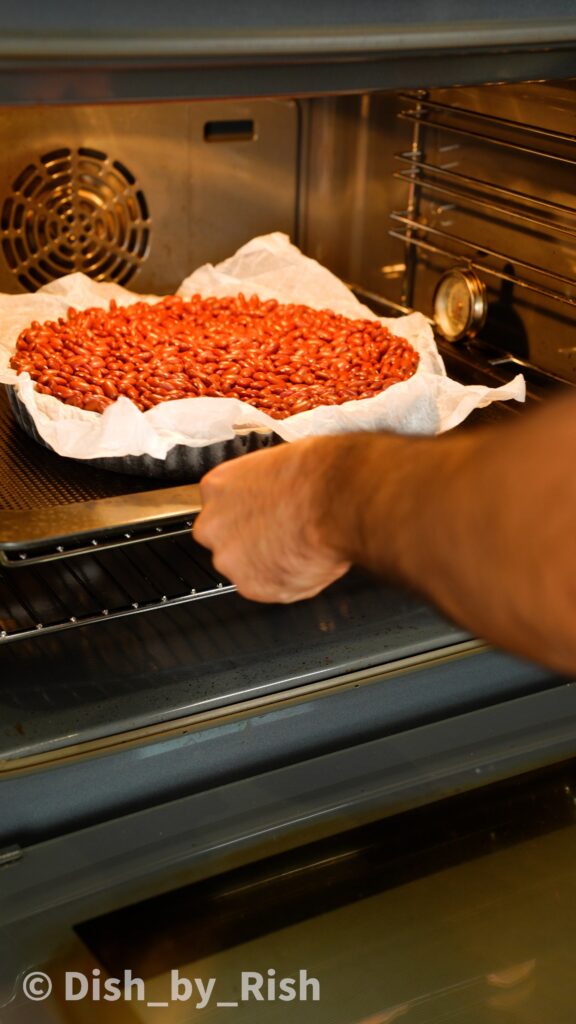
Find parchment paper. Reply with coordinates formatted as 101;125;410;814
0;233;525;460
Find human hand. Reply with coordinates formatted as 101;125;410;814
194;437;352;603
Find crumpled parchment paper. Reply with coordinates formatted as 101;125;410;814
0;232;525;460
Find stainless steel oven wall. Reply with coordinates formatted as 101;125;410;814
299;93;411;313
299;83;576;384
395;81;576;382
0;99;298;295
4;85;576;387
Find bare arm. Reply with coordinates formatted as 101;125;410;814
194;392;576;675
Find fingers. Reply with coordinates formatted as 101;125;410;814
191;440;350;604
208;536;351;604
194;462;237;551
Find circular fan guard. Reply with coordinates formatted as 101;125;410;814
0;147;151;291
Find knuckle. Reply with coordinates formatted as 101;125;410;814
192;512;213;547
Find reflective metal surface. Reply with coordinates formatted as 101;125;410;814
396;82;576;381
0;569;473;766
122;789;576;1023
1;2;576;61
300;94;410;310
13;759;576;1023
0;483;201;557
0;98;297;295
301;83;576;385
433;266;487;341
0;528;234;643
2;146;151;291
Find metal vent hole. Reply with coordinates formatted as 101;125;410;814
1;147;151;291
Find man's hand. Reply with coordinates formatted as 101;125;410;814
194;394;576;676
194;437;353;603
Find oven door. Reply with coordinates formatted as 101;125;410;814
3;684;576;1022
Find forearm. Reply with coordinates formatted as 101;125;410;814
322;430;475;585
326;396;576;675
197;391;576;674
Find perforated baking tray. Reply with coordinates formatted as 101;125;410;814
0;386;204;564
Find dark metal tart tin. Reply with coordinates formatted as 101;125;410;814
7;385;282;481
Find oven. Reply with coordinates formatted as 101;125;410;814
2;6;576;1022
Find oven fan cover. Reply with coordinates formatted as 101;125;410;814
0;147;151;291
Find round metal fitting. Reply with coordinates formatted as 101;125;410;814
433;267;487;342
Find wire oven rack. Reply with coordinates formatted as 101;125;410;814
0;530;233;644
0;382;208;565
391;91;576;313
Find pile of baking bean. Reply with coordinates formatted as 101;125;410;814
10;293;420;418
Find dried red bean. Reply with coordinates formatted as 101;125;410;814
102;380;119;399
9;292;419;419
84;397;110;413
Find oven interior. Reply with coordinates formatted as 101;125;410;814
3;80;574;627
0;82;571;771
3;71;576;1020
1;77;575;807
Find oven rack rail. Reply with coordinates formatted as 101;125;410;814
0;531;234;644
394;93;576;313
389;220;576;311
398;94;576;165
1;520;196;568
0;479;203;568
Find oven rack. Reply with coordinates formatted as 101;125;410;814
398;95;576;165
389;220;576;310
0;519;196;568
394;93;576;313
0;531;233;644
